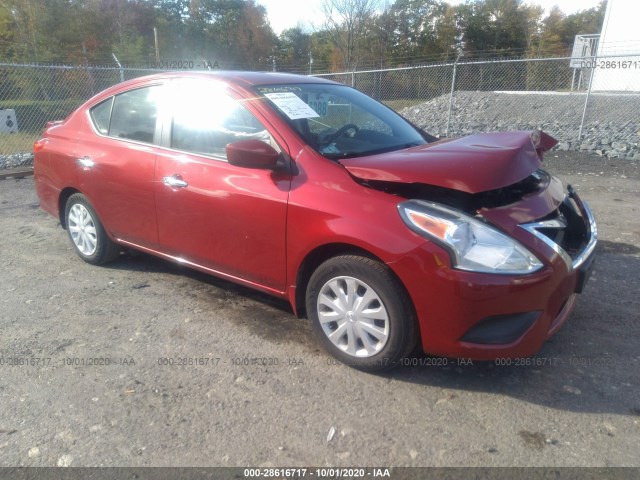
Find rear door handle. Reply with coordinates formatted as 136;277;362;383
77;156;95;168
163;175;188;188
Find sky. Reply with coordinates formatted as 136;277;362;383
258;0;604;34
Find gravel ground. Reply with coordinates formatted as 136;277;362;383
0;152;639;467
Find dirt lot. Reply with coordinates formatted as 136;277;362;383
0;152;639;468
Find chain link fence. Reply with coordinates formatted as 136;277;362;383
2;55;640;166
317;54;640;160
0;63;161;166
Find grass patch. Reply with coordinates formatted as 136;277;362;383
1;98;80;133
0;132;38;155
2;98;82;108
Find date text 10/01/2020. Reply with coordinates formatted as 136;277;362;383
1;357;618;368
244;468;391;478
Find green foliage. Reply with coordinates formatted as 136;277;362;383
388;0;449;60
533;1;606;56
279;27;312;71
0;0;609;71
0;131;39;155
457;0;532;56
319;0;379;71
1;99;79;132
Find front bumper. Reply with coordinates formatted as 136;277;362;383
389;186;597;360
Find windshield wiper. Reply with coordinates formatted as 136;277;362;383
324;142;425;160
323;151;362;160
394;142;423;150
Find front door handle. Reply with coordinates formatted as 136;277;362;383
163;175;188;188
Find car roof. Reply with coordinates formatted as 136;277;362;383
78;71;342;113
118;71;338;89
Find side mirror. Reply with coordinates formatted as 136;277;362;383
226;139;279;169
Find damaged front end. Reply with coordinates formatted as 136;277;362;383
519;186;597;293
360;167;550;213
347;130;597;357
342;130;596;280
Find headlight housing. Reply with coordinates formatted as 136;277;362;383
398;200;543;275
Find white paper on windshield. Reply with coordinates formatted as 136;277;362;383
264;92;320;120
308;93;328;116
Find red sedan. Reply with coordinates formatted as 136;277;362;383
34;72;597;371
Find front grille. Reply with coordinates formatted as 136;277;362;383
521;187;597;271
534;196;590;260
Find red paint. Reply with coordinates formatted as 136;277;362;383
341;132;551;193
34;71;594;360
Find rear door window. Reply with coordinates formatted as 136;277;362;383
108;86;162;144
89;98;113;135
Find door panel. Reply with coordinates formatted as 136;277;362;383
74;86;163;247
74;135;158;246
154;83;290;291
154;152;290;290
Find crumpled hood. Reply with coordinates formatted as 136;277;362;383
340;131;557;194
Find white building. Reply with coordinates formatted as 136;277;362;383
592;0;640;91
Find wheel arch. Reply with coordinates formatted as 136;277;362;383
58;187;81;229
293;243;415;322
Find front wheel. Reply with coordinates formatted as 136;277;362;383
65;193;120;265
306;255;418;372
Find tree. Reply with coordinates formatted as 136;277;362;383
458;0;530;56
0;0;609;70
367;5;394;68
278;26;312;72
535;6;567;55
434;4;461;58
177;0;276;68
529;1;605;57
522;3;544;54
388;0;447;61
562;1;606;43
309;30;336;73
1;0;44;63
320;0;380;71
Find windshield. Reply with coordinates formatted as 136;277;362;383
256;83;428;159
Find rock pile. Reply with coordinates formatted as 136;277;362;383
0;152;34;169
399;91;640;160
2;91;638;168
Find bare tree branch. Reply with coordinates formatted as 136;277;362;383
321;0;380;71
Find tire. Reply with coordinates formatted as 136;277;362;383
64;193;120;265
306;255;418;372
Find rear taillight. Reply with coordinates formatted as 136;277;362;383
33;138;47;153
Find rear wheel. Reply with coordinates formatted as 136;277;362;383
306;255;418;372
65;193;119;265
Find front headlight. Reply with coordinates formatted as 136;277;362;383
398;200;543;275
